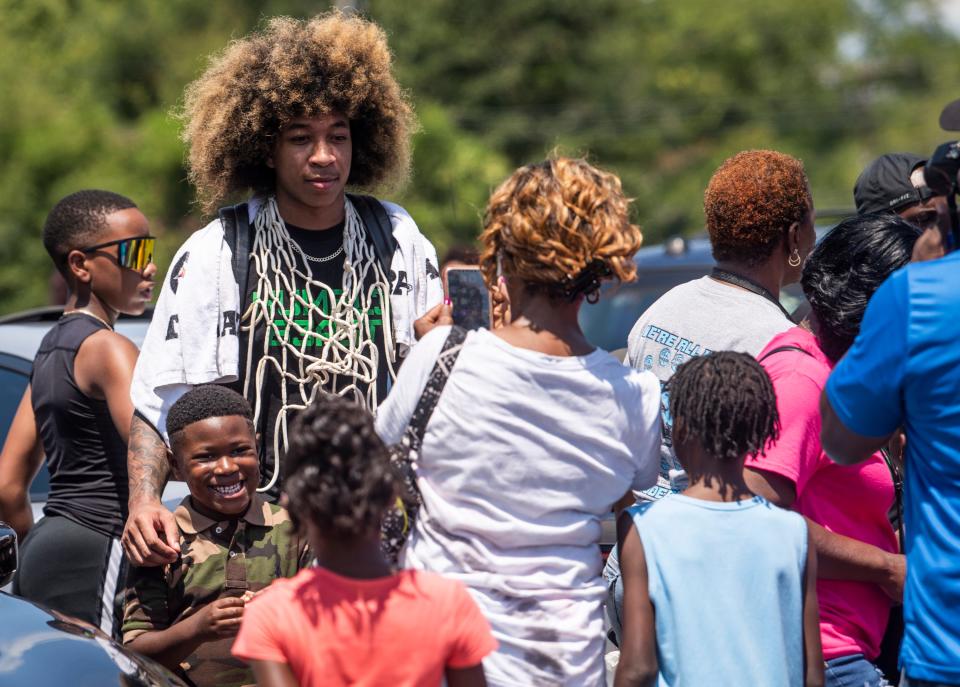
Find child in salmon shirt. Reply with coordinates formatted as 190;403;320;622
232;395;497;687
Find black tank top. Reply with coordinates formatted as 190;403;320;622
31;314;128;538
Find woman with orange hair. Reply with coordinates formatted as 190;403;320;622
376;157;662;686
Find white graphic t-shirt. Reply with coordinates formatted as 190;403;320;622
626;275;793;501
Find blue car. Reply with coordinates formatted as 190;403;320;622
579;234;809;356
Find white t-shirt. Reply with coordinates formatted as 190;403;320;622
376;326;661;687
625;275;793;500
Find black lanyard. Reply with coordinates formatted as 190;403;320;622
710;267;796;323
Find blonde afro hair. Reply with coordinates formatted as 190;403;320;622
704;150;811;267
179;11;415;213
479;157;643;297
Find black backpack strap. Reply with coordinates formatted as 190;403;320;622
757;345;815;363
219;202;252;310
348;193;399;277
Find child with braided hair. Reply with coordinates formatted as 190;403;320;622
613;352;823;687
232;395;497;687
376;156;661;686
122;11;445;569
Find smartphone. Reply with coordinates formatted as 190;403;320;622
444;267;491;330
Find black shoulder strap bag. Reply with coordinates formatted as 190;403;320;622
381;325;467;566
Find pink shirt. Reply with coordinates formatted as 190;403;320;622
232;567;497;686
746;327;898;661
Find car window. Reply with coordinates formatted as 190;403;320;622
0;354;49;500
581;269;811;353
580;270;707;352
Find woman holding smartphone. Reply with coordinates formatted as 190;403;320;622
376;157;661;687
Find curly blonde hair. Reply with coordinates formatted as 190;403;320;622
179;11;415;213
704;150;811;267
479;157;643;298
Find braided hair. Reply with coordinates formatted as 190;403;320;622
284;395;397;539
668;352;780;462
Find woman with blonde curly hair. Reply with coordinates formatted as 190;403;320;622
377;157;662;686
123;11;444;569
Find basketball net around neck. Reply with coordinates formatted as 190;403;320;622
241;195;395;493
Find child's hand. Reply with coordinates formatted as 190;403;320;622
195;597;246;639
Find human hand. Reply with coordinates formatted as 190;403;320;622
879;553;906;604
911;226;946;262
490;276;511;330
194;597;246;639
414;300;454;340
122;501;180;566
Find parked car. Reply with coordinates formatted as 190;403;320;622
579;234;810;355
0;521;187;686
0;306;189;524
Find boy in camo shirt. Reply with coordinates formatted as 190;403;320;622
122;385;309;687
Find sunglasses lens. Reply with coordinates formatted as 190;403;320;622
118;238;155;271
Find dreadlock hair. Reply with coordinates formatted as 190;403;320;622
668;352;780;462
283;395;397;539
42;190;137;277
166;384;255;452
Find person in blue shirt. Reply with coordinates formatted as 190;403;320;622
822;248;960;687
614;351;823;687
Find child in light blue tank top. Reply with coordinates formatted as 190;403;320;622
613;352;823;687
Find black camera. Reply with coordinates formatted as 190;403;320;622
924;140;960;251
924;141;960;197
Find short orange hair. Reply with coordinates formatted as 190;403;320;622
704;150;811;266
478;157;642;298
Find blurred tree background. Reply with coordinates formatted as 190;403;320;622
1;0;958;313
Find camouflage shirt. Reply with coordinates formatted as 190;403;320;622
122;494;310;687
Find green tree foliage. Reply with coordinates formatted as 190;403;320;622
0;0;957;313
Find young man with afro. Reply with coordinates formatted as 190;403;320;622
123;11;446;567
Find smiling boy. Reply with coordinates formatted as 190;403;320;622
122;385;308;687
123;11;445;568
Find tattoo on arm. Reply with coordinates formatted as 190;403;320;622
128;414;170;506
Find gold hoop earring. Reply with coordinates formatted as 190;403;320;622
788;250;802;268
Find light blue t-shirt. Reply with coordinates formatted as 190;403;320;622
826;251;960;684
629;494;807;687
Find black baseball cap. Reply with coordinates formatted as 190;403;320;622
940;98;960;131
853;153;933;215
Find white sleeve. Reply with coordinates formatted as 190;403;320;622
375;325;451;444
419;236;444;318
629;371;663;491
130;241;190;443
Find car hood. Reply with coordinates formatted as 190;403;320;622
0;593;187;686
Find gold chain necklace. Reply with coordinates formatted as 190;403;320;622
63;309;114;330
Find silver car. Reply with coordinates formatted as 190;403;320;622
0;306;189;527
